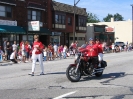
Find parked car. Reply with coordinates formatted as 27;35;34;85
115;42;125;48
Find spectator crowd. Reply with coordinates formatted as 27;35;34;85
0;39;78;63
0;39;133;63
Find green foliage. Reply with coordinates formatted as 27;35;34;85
103;13;124;22
87;12;100;23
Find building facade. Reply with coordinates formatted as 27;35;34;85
51;1;87;47
0;0;87;47
87;18;132;45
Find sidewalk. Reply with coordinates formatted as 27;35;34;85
0;56;75;66
0;60;12;66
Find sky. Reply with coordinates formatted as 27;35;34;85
56;0;133;21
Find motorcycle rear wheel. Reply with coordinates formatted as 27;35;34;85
66;65;81;82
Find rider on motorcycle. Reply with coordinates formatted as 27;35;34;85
79;38;99;68
95;38;104;67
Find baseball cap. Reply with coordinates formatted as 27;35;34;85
89;38;94;41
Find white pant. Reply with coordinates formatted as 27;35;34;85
32;53;44;73
98;53;103;61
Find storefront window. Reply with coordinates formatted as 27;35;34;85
10;34;14;41
28;35;33;45
50;36;60;45
0;6;12;18
22;35;27;41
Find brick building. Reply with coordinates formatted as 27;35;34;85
0;0;87;47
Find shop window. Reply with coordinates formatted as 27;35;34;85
55;14;65;24
79;18;86;27
28;10;41;21
55;14;58;23
82;37;85;40
78;37;82;40
68;17;72;25
0;6;12;18
22;35;27;41
10;35;14;41
70;37;73;40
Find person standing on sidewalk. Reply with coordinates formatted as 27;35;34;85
12;41;18;52
3;39;7;59
6;42;12;60
30;35;44;76
0;46;4;62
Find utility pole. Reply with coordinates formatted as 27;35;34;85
73;0;80;42
131;4;133;43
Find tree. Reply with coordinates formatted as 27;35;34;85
114;13;124;21
103;14;113;22
103;13;124;22
87;12;100;23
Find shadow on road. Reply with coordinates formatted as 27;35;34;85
81;72;126;82
46;72;66;75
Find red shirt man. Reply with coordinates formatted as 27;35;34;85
79;38;99;57
79;38;99;67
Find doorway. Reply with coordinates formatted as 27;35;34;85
39;35;47;46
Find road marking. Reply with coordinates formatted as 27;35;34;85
53;91;77;99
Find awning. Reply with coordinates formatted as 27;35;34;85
0;0;16;6
0;25;26;34
26;27;52;35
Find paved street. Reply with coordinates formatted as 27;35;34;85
0;51;133;99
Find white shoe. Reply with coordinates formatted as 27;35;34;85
9;61;13;63
98;64;101;67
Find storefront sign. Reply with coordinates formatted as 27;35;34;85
52;32;61;36
0;20;17;26
28;21;40;31
105;27;115;32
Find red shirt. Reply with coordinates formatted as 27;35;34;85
72;43;76;49
33;41;44;54
79;44;99;57
20;42;23;49
25;44;30;52
96;43;103;53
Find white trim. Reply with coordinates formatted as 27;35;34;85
0;2;16;6
27;7;45;11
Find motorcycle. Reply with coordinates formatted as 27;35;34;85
66;52;107;82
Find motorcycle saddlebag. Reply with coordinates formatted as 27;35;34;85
101;61;107;67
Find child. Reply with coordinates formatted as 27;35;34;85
48;48;52;61
10;50;18;63
43;48;47;61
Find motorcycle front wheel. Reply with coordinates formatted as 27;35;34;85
66;65;81;82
